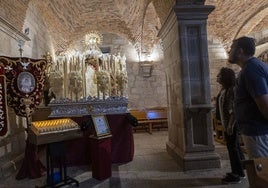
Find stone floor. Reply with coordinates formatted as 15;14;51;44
1;131;249;188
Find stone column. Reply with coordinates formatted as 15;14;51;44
158;4;220;170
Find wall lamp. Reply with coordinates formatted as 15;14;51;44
139;61;153;77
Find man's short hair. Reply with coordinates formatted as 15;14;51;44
233;36;256;56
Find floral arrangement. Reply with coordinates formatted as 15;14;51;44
49;71;63;98
116;71;128;91
68;71;83;94
49;71;63;86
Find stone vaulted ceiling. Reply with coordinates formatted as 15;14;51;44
206;0;268;48
33;0;151;54
0;0;268;54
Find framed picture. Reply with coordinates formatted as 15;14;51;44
17;72;35;94
92;115;111;137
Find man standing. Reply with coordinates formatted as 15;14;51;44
228;36;268;159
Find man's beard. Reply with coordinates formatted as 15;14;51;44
228;59;236;64
228;54;239;64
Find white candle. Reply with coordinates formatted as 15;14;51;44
69;58;72;72
75;79;77;88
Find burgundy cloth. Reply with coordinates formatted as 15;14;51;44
16;140;46;180
0;74;8;136
16;114;134;180
90;137;112;180
64;114;134;165
64;136;92;166
106;114;134;163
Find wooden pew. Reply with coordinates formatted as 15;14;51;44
129;108;168;134
146;110;168;133
243;157;268;188
128;110;147;122
129;109;150;133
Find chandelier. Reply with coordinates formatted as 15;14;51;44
83;31;103;58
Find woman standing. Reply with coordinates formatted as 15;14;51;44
216;67;245;184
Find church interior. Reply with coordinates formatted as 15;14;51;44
0;0;268;187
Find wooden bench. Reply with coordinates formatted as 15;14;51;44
243;157;268;188
146;110;168;133
129;108;168;134
129;109;149;133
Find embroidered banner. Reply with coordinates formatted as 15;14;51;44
0;56;47;119
0;72;8;136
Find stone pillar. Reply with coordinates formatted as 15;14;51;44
158;4;220;170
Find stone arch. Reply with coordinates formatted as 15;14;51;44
151;0;175;25
258;49;268;64
140;1;162;61
0;0;30;31
249;29;268;57
22;1;54;58
234;4;268;39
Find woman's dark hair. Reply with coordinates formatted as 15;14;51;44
218;67;236;89
233;36;256;56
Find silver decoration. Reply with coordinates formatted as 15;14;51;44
48;96;128;117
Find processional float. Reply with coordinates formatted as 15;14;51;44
0;31;130;180
46;31;128;117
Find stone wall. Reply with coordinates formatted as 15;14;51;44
0;2;52;178
0;109;25;179
158;10;185;156
127;58;167;109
